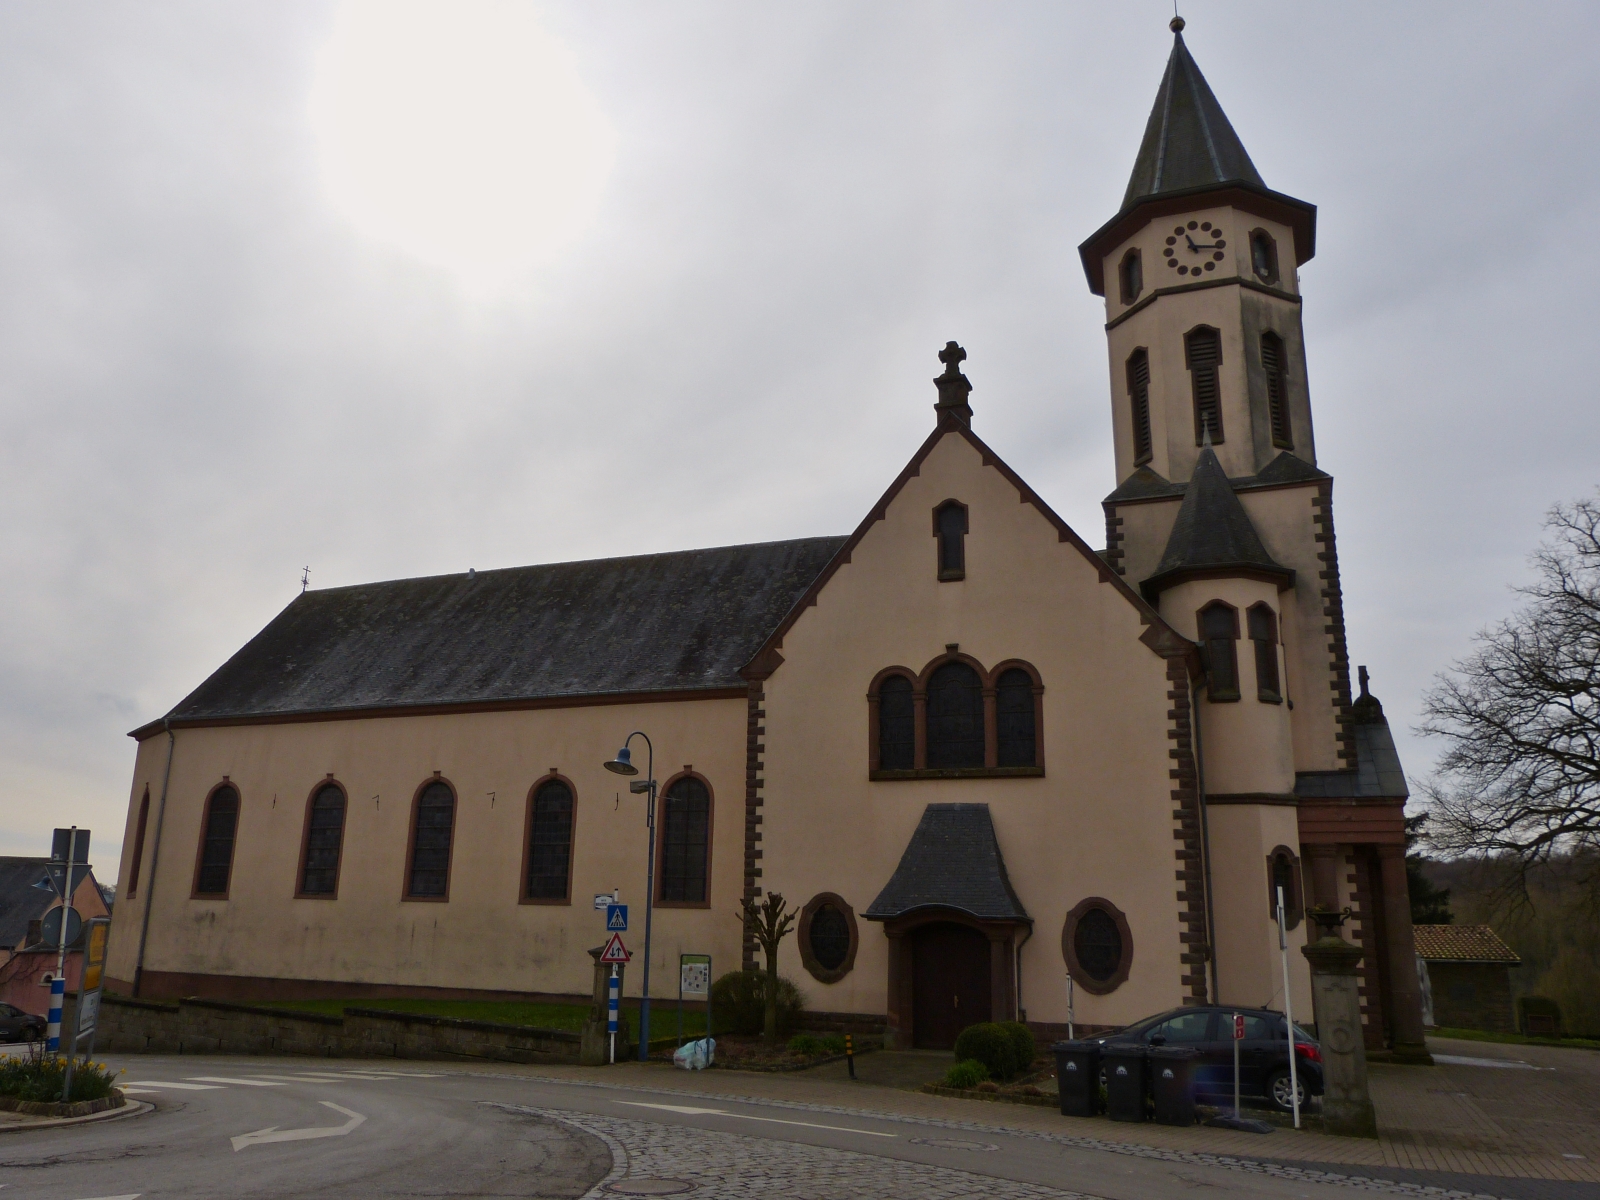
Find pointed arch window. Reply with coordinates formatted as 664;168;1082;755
659;775;711;905
1185;326;1224;445
194;784;239;898
127;787;150;899
1260;331;1292;449
298;782;347;897
934;500;968;581
524;777;575;902
1199;601;1240;702
877;674;915;771
1247;603;1282;703
406;780;455;899
925;661;985;769
1250;229;1279;285
1127;348;1153;466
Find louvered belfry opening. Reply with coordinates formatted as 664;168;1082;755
1126;348;1152;464
1261;331;1292;448
1185;327;1223;444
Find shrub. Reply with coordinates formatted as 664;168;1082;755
0;1050;121;1103
1517;994;1563;1035
710;970;806;1036
976;1080;1000;1093
953;1022;1019;1081
999;1021;1037;1074
787;1033;823;1056
820;1034;847;1055
942;1059;989;1089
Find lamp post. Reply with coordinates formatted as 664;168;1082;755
603;733;657;1063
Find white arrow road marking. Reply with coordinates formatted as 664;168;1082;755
231;1101;367;1151
186;1076;287;1087
121;1081;222;1090
615;1101;896;1137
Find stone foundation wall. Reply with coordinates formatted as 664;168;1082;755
92;995;582;1064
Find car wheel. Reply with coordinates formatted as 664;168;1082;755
21;1027;40;1044
1267;1068;1306;1112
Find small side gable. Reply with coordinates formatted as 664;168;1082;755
742;415;1196;680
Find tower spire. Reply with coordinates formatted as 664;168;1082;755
1122;22;1265;211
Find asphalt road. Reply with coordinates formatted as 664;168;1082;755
0;1055;1546;1200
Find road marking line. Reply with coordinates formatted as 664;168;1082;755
70;1194;142;1199
185;1076;287;1086
122;1081;223;1090
246;1074;351;1084
338;1070;443;1078
231;1101;367;1151
615;1101;896;1138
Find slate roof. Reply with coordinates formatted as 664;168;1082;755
1140;445;1293;597
147;537;848;731
1414;925;1521;965
1295;671;1410;801
865;804;1030;923
1123;30;1265;210
1105;452;1328;506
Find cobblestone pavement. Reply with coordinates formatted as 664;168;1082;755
497;1102;1529;1200
496;1105;1100;1200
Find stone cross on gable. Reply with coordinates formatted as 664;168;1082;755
933;341;973;426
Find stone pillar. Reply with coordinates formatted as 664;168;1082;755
579;946;626;1066
1375;843;1432;1063
1301;936;1377;1137
884;931;909;1049
1304;843;1341;911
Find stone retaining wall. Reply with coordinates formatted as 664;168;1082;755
93;995;583;1064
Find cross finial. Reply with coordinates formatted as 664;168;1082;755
301;565;310;593
1358;665;1370;697
933;341;973;427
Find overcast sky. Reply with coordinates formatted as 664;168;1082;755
2;2;1596;880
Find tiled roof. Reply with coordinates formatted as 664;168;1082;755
865;804;1030;923
1413;924;1521;964
139;537;847;732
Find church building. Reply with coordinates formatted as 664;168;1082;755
105;23;1427;1056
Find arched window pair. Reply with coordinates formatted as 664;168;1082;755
1199;601;1282;704
402;774;581;904
870;657;1043;778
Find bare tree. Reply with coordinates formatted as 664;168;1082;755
1419;494;1600;901
738;891;796;1044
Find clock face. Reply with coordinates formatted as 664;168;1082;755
1162;220;1228;276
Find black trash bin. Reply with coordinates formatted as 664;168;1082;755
1102;1044;1148;1122
1051;1040;1101;1118
1148;1046;1198;1126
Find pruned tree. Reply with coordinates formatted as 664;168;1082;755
1419;494;1600;905
737;891;796;1043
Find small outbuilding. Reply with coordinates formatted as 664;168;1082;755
1413;925;1521;1033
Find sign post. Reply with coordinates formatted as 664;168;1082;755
61;916;109;1102
1231;1011;1244;1122
1277;885;1302;1128
46;828;88;1053
598;933;631;1062
678;954;711;1048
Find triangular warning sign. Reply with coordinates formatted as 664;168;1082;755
599;932;632;963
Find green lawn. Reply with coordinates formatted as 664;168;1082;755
1431;1026;1600;1051
261;997;709;1037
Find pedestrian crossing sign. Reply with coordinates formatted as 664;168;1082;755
606;903;628;931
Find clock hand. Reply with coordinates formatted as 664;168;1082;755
1185;235;1199;251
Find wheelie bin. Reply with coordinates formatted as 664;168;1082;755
1148;1045;1198;1126
1051;1040;1102;1118
1102;1043;1148;1122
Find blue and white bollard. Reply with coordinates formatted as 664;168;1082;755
607;967;619;1064
46;976;65;1051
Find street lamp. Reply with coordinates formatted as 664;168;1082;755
603;732;657;1062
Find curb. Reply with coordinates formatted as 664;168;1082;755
0;1099;154;1134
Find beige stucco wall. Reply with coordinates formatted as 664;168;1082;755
1205;804;1312;1016
105;697;746;1001
1102;207;1309;485
757;431;1187;1029
1160;576;1295;797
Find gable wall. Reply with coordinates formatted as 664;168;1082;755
758;432;1188;1028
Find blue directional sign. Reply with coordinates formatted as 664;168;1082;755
606;903;629;932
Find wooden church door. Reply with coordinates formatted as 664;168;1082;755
910;922;991;1049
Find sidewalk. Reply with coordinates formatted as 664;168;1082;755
462;1035;1599;1187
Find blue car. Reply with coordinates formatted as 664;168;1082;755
1091;1005;1324;1112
